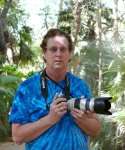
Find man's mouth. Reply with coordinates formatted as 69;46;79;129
55;60;62;63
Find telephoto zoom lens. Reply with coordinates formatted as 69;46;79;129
67;97;112;115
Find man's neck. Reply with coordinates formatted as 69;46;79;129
45;68;67;82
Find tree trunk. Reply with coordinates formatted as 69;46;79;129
96;0;102;96
72;0;83;47
71;0;83;75
0;0;12;56
112;0;120;54
0;18;6;55
57;0;64;27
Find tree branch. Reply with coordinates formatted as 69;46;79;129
1;0;12;18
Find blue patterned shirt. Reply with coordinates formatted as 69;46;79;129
9;72;91;150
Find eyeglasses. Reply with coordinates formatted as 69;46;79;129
47;46;69;53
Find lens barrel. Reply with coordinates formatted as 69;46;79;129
67;97;112;115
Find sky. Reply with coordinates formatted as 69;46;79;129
20;0;125;41
20;0;60;41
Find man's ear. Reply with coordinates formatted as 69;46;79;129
43;56;46;62
42;55;46;62
68;53;73;62
68;58;71;62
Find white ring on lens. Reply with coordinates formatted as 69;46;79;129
67;98;75;110
89;98;94;112
80;98;86;111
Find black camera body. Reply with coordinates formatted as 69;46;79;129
67;97;112;115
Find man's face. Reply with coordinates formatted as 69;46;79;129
44;36;72;70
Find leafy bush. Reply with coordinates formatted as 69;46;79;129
0;65;25;141
90;113;125;150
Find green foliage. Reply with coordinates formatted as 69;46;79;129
90;115;125;150
73;42;113;95
0;0;34;65
101;8;113;25
19;41;34;63
0;65;25;77
105;54;125;99
0;64;38;141
0;54;6;65
58;10;74;22
114;110;125;124
90;119;115;150
7;5;27;31
58;8;74;34
19;26;32;44
78;44;99;94
0;65;25;141
17;25;34;64
0;0;4;6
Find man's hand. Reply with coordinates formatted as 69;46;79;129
48;97;68;125
71;109;95;122
70;108;101;136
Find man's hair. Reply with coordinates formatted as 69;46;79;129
40;28;73;52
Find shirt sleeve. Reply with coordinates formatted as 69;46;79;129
9;84;30;124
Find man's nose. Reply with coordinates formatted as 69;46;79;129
55;49;62;55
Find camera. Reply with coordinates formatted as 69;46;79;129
67;97;112;115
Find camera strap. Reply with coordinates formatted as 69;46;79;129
40;69;70;110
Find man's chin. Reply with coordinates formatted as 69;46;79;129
53;64;63;69
53;66;62;69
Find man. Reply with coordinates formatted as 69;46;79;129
9;28;101;150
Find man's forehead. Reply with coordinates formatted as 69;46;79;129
47;36;68;46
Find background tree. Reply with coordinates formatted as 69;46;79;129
0;0;13;62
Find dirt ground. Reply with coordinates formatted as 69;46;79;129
0;142;24;150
